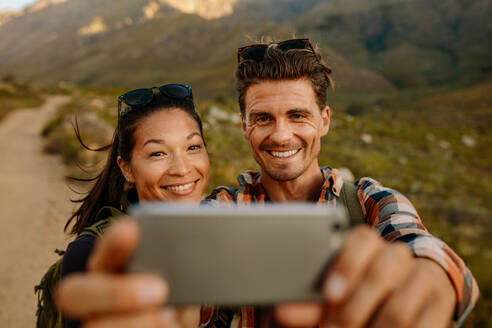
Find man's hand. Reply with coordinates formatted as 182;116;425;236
275;225;456;328
55;219;181;327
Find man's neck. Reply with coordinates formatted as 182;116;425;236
261;164;325;202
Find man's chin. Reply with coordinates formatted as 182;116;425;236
264;168;304;182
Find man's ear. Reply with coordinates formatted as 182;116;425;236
116;156;135;183
241;114;248;139
320;105;331;136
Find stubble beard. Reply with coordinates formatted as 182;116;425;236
264;163;307;182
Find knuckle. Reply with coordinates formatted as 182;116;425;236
367;257;388;281
338;308;358;328
383;307;410;327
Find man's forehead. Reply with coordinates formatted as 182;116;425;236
244;78;317;115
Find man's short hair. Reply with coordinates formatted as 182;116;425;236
235;41;334;116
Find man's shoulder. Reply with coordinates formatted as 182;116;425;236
353;176;402;195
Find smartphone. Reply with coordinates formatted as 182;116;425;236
128;203;348;306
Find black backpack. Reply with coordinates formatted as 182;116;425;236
34;207;122;328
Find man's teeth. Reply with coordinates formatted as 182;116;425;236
165;182;194;191
271;149;299;158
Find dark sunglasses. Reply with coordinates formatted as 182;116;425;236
237;38;319;63
118;83;193;119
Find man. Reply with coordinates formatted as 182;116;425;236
56;39;479;327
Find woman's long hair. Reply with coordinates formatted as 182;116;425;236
65;93;203;235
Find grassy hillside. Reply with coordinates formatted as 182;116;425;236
42;81;492;326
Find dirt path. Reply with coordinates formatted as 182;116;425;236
0;95;76;327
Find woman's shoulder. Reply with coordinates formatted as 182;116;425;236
60;233;97;277
61;205;125;277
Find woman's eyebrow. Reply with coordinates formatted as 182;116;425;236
187;132;201;140
143;139;165;146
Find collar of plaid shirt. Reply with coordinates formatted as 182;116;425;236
232;166;344;205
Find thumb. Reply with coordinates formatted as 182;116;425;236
87;218;140;273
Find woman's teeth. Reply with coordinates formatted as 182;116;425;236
165;182;194;191
271;149;300;158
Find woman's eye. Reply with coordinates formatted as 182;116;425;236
150;151;165;157
188;144;202;151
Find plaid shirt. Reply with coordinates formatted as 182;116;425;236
200;167;479;328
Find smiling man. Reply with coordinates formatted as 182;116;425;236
202;38;479;327
240;78;329;201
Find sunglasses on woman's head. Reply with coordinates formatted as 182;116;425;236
118;83;193;119
237;38;319;63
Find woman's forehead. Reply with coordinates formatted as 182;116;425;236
134;109;201;143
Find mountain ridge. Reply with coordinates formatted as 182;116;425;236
0;0;490;96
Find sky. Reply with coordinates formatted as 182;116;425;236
0;0;37;11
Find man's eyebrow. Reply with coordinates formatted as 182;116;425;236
287;108;313;116
143;139;165;146
248;111;271;117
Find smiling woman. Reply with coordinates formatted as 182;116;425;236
117;109;209;203
59;83;209;328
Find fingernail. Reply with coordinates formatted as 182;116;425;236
137;278;166;305
324;273;346;302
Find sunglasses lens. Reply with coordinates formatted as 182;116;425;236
160;84;191;98
278;39;308;51
241;46;267;62
123;88;154;106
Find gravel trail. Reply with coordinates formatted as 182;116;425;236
0;95;76;327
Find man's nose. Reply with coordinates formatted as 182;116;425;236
168;154;192;176
269;119;293;145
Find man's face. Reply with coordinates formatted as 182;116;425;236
241;78;330;182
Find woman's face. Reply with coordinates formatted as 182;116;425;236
118;108;210;203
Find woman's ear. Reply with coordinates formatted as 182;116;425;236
116;156;135;183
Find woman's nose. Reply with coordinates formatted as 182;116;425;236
168;154;192;176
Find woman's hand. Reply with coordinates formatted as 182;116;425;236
56;219;181;327
274;225;456;328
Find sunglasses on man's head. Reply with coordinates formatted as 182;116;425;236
118;83;193;118
237;38;318;63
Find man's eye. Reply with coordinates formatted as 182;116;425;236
255;116;271;123
290;113;303;119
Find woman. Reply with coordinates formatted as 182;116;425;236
61;83;209;327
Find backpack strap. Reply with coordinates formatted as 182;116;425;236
81;206;124;237
339;181;365;226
